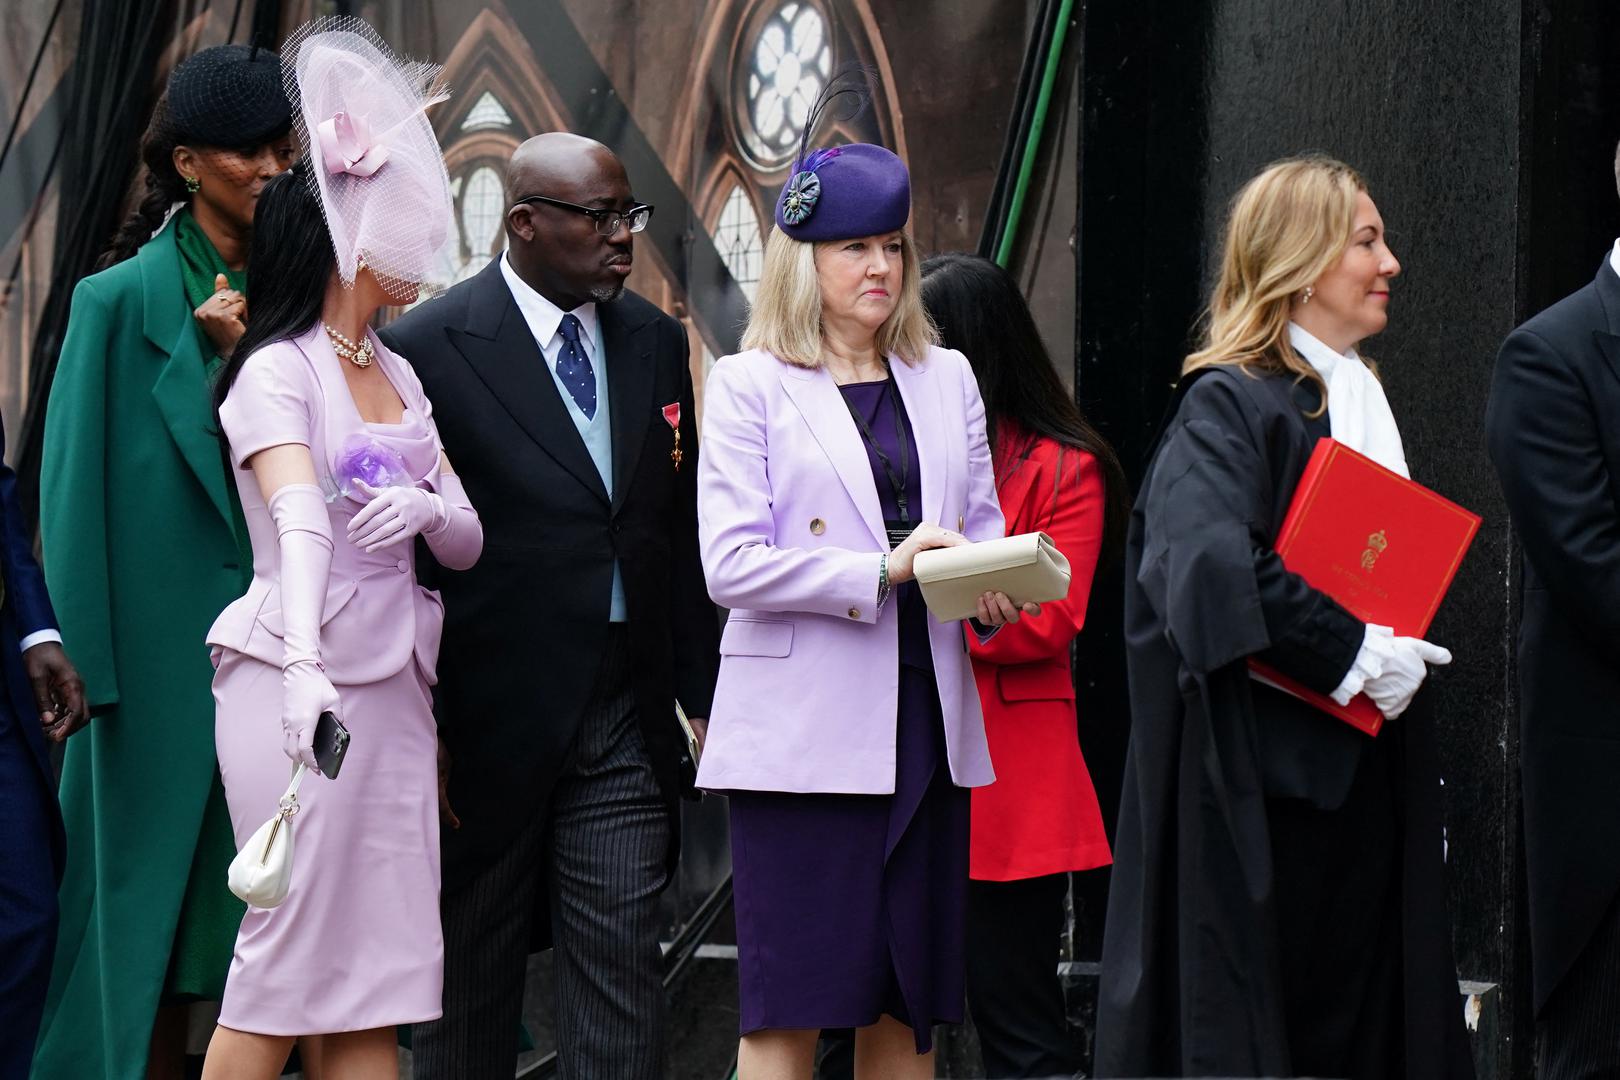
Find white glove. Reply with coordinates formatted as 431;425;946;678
347;480;446;552
1363;632;1452;720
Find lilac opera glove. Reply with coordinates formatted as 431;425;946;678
420;470;482;571
269;484;342;772
347;481;443;552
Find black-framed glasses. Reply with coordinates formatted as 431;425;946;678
510;194;654;236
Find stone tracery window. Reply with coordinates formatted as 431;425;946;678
714;183;765;301
462;91;514;131
457;165;505;277
740;1;832;168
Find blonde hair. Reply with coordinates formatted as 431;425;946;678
1183;155;1368;409
742;227;937;368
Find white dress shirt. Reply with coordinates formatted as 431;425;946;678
498;252;626;622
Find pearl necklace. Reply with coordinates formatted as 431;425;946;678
323;323;375;368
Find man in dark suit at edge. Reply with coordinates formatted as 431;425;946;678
382;132;720;1080
1486;139;1620;1077
0;414;86;1076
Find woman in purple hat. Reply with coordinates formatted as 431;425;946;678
696;85;1038;1079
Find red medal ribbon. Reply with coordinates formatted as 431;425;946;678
662;402;683;471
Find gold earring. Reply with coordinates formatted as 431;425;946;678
184;175;200;194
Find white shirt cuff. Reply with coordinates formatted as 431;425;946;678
1330;623;1396;705
20;629;63;652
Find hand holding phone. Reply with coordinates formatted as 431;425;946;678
314;710;351;779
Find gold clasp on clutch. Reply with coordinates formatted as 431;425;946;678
259;796;300;864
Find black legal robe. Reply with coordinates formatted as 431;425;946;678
1094;366;1473;1078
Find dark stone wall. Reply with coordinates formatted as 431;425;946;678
1077;2;1620;1074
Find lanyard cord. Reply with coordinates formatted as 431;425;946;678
842;370;912;525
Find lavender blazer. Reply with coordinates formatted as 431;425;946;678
695;345;1004;794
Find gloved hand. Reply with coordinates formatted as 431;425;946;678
347;480;446;552
270;483;341;772
282;659;339;769
1363;633;1452;720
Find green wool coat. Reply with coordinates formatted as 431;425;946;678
33;218;250;1078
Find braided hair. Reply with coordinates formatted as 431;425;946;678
96;94;187;270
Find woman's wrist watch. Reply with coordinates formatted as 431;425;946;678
877;553;893;613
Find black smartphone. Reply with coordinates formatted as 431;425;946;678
314;710;351;779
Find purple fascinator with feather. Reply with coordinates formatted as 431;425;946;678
773;71;910;242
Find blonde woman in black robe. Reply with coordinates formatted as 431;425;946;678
1095;155;1473;1079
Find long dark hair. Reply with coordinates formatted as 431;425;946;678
921;252;1128;561
212;160;334;421
97;95;189;269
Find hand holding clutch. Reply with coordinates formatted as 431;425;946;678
886;522;969;584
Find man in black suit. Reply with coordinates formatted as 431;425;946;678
1485;143;1620;1078
382;132;719;1080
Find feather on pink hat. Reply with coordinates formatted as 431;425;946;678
281;17;454;300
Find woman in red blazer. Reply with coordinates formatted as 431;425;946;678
923;254;1127;1078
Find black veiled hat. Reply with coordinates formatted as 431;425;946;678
166;44;292;148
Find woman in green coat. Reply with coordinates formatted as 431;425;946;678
34;46;295;1080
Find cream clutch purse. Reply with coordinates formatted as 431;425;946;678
912;531;1071;622
227;763;306;909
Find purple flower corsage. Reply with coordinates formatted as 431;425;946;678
327;434;412;503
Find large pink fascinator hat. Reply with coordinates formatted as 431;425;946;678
281;17;454;300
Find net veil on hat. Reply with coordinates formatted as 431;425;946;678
281;17;454;300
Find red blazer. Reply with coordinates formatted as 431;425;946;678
968;428;1112;881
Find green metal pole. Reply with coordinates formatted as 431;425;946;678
994;0;1075;268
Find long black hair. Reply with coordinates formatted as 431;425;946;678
212;159;334;421
921;252;1128;561
97;95;189;269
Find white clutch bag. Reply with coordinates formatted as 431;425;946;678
912;531;1071;622
227;763;307;909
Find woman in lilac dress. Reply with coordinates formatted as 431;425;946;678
200;20;478;1079
696;88;1039;1080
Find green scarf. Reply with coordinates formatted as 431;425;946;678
164;208;255;1001
172;207;254;584
174;207;247;374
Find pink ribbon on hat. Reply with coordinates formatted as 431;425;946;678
317;110;390;177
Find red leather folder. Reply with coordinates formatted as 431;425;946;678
1248;438;1481;736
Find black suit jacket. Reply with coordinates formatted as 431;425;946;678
381;260;720;890
1486;258;1620;1014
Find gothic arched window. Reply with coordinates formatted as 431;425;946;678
457;164;506;278
714;184;765;301
461;91;514;131
739;1;832;168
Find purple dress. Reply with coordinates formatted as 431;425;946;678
727;378;970;1052
207;326;447;1035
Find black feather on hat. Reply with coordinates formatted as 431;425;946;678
166;44;292;148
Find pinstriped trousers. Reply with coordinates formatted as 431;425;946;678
413;627;670;1080
1538;891;1620;1079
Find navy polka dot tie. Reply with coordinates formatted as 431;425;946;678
556;313;597;420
